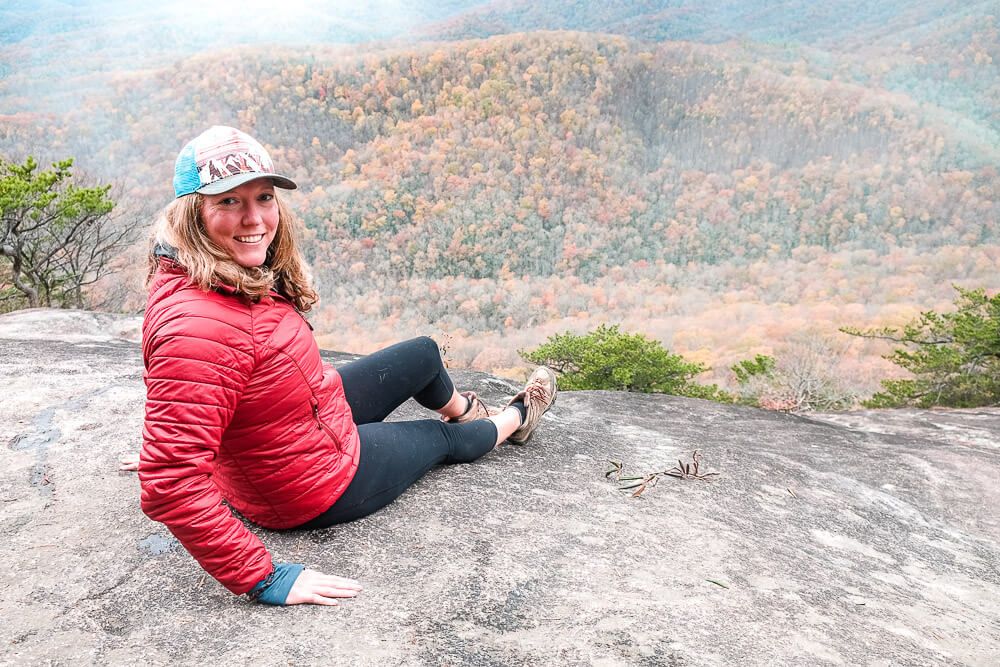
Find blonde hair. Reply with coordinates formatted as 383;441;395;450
148;193;318;313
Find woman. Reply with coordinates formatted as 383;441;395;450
137;126;557;606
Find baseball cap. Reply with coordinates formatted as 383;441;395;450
173;125;298;198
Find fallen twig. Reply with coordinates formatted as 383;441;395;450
664;450;719;481
606;451;720;497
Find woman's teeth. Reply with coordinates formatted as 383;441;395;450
235;234;264;243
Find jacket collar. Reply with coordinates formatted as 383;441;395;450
153;242;179;262
152;243;288;303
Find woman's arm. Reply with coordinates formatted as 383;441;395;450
140;324;273;595
139;306;362;605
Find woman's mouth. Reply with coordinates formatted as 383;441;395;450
235;234;265;244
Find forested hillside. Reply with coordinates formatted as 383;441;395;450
1;3;997;391
424;0;1000;138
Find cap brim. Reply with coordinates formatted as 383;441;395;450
196;172;297;195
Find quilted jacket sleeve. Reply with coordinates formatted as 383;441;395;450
139;315;273;595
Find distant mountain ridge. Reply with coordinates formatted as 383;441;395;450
3;0;969;49
3;1;996;136
419;0;967;46
422;0;1000;139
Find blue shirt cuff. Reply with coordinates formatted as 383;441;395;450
250;563;305;605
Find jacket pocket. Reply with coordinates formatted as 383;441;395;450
309;397;343;453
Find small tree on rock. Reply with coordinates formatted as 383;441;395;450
841;286;1000;408
522;324;731;401
1;156;128;310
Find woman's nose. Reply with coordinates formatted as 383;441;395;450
242;202;265;225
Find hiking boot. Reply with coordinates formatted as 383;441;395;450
506;366;558;445
442;391;499;424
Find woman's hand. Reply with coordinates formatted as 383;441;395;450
119;455;140;472
284;569;363;606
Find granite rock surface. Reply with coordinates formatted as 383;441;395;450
1;309;998;666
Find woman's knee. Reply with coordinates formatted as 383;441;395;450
408;336;443;365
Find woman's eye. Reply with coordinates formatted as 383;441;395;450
259;193;275;202
220;197;238;205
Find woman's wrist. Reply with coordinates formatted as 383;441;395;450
247;563;306;605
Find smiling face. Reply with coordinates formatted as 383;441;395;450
200;178;279;268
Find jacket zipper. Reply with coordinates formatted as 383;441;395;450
311;398;342;453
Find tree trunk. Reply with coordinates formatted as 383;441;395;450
13;274;39;308
6;251;39;307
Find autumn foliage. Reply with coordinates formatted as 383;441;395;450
1;26;997;399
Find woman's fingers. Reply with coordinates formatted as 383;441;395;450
119;456;139;471
317;586;361;599
309;572;362;590
285;569;363;606
309;594;339;606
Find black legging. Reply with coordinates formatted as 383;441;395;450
296;336;498;529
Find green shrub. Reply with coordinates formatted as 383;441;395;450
522;324;731;401
731;354;777;387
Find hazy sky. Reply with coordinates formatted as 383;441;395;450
1;0;471;113
2;0;462;49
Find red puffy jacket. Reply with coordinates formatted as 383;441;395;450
139;262;360;594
